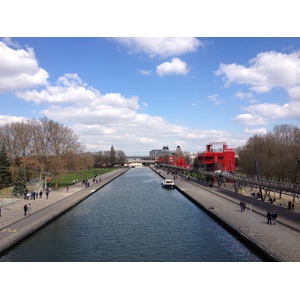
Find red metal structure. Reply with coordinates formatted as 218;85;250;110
156;145;190;168
157;155;188;168
197;142;236;173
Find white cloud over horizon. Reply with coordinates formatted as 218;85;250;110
14;72;234;154
0;114;29;126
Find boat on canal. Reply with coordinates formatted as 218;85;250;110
161;179;175;189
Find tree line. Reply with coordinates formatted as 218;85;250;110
237;124;300;183
93;145;127;169
0;117;127;192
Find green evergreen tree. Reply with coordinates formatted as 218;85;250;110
110;145;116;167
0;145;12;189
13;165;27;194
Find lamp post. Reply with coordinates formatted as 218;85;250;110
250;203;253;234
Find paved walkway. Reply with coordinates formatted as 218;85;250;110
0;168;128;255
154;168;300;262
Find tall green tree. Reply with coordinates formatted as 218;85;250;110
0;145;12;189
13;165;27;194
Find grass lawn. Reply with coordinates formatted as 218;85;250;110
48;168;117;188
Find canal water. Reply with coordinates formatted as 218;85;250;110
0;167;264;262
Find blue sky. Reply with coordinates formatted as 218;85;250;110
1;37;300;156
1;3;300;156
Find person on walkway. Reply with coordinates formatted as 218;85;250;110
28;203;31;214
39;190;43;198
272;210;277;225
288;201;292;210
24;204;28;216
267;211;272;225
46;191;49;199
239;201;246;212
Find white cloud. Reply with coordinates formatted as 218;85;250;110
17;73;140;110
1;37;20;48
111;37;203;58
232;113;267;125
0;40;49;93
138;69;152;75
156;58;188;76
215;50;300;93
217;50;300;127
0;115;29;126
244;101;300;119
244;128;268;135
208;94;222;105
288;86;300;100
233;101;300;126
235;92;254;100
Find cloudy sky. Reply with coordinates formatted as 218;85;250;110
1;3;299;156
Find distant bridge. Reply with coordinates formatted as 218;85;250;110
127;156;156;167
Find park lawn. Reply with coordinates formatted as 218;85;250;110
48;168;117;188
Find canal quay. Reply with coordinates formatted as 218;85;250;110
0;166;300;262
153;167;300;262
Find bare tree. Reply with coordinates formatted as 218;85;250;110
65;152;94;172
0;117;85;189
93;151;105;168
239;124;300;182
115;150;127;166
0;120;34;161
0;120;36;179
36;117;85;188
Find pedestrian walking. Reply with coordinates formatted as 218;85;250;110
28;203;31;214
39;190;43;198
46;191;49;199
24;204;28;216
288;201;292;210
239;200;246;212
267;211;272;225
272;210;277;225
